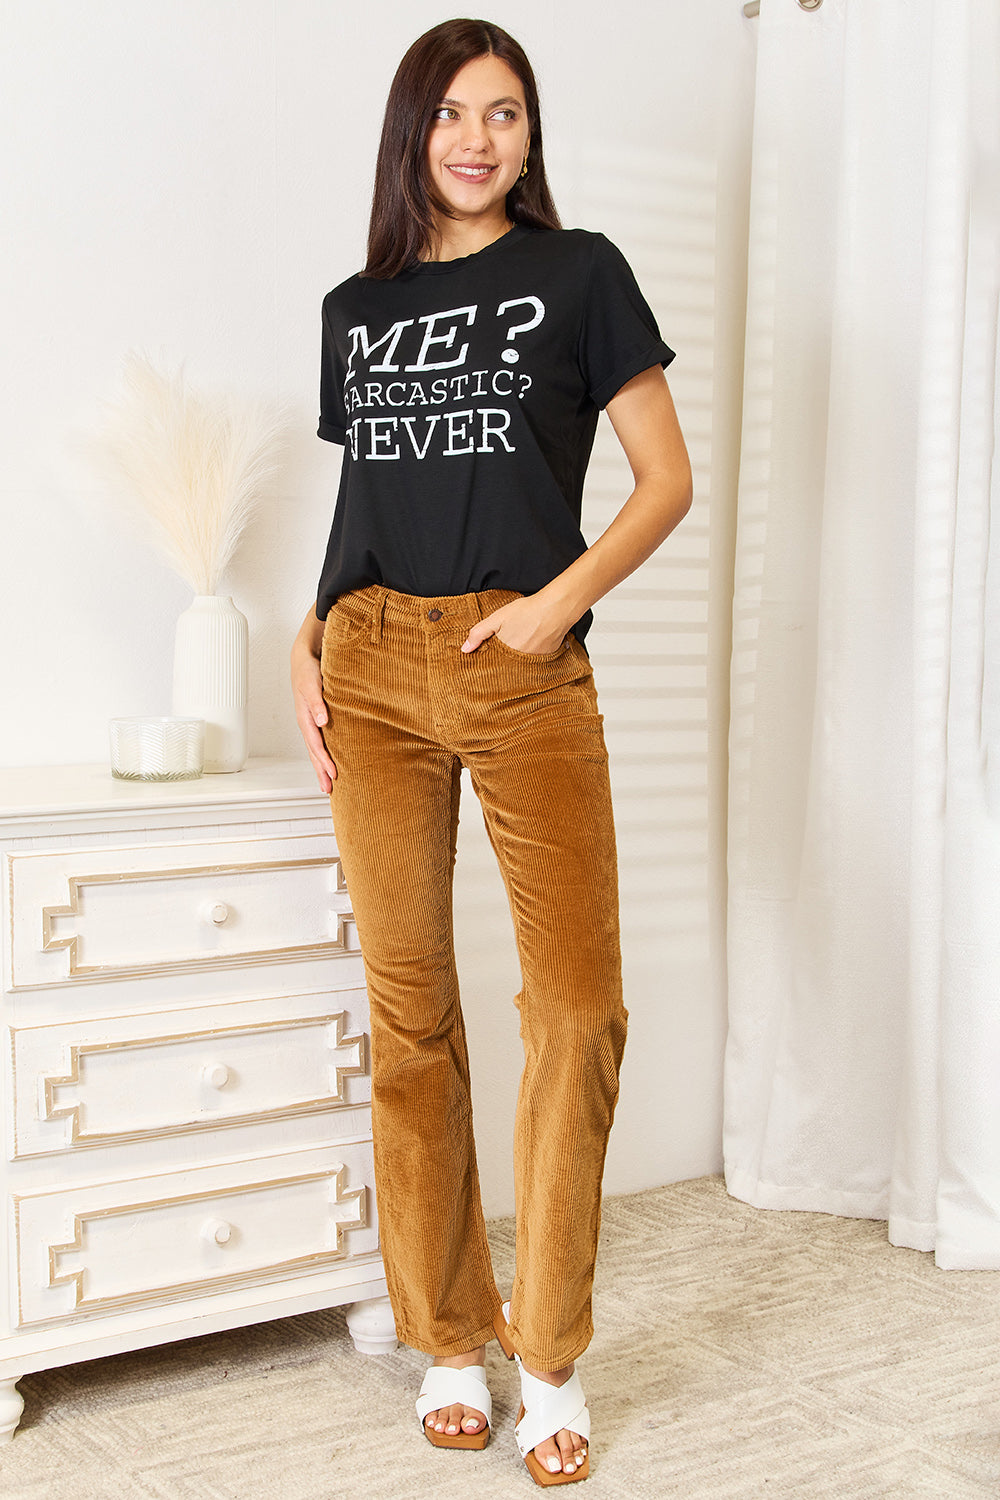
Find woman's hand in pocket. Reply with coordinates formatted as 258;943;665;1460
461;594;570;656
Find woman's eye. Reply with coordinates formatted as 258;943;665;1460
432;106;518;123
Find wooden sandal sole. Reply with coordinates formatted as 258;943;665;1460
493;1305;517;1360
423;1423;490;1450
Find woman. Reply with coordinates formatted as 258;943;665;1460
292;18;691;1485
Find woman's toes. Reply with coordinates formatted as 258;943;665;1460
426;1401;486;1437
555;1428;581;1473
442;1402;461;1434
535;1437;566;1475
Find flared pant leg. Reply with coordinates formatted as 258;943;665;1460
320;585;626;1370
321;598;501;1356
465;719;626;1370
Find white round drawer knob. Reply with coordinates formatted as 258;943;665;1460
202;1063;230;1089
201;1218;233;1246
205;901;230;926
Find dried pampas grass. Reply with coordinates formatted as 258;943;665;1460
93;353;287;596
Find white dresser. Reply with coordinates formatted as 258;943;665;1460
0;758;394;1442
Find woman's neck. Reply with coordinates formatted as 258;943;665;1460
423;212;513;263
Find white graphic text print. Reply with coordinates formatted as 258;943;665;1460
342;298;545;462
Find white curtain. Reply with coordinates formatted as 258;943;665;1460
725;0;1000;1267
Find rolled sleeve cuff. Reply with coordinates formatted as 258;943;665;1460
591;341;676;411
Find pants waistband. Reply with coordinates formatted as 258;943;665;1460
335;584;524;633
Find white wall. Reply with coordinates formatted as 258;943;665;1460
0;1;755;1208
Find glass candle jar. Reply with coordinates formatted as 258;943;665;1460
109;717;205;781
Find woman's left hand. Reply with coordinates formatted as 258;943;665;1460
461;595;569;655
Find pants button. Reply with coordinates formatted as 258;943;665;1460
427;608;443;621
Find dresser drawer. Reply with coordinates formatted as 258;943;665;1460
6;833;358;988
9;989;370;1158
13;1143;378;1325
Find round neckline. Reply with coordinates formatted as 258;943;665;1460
407;223;532;276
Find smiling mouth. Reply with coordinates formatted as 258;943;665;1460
445;164;498;180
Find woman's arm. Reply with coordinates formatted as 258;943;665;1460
291;607;338;791
461;365;693;654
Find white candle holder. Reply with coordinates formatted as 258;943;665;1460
109;717;205;781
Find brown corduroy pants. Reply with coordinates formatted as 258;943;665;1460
320;585;627;1371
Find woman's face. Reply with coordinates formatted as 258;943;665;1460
425;54;530;227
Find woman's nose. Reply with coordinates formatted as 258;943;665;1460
459;118;489;152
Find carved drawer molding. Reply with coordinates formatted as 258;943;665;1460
8;990;370;1158
13;1144;378;1325
6;832;359;988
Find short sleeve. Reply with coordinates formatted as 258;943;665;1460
318;291;347;444
577;234;675;410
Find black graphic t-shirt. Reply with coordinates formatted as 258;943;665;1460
316;225;674;640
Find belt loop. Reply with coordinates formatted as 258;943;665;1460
370;589;387;644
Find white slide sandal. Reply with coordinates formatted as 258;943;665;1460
415;1363;492;1450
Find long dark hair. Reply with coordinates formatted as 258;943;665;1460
363;18;561;279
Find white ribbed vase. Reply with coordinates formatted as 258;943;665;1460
172;595;249;773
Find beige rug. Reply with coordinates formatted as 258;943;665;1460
1;1176;997;1498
